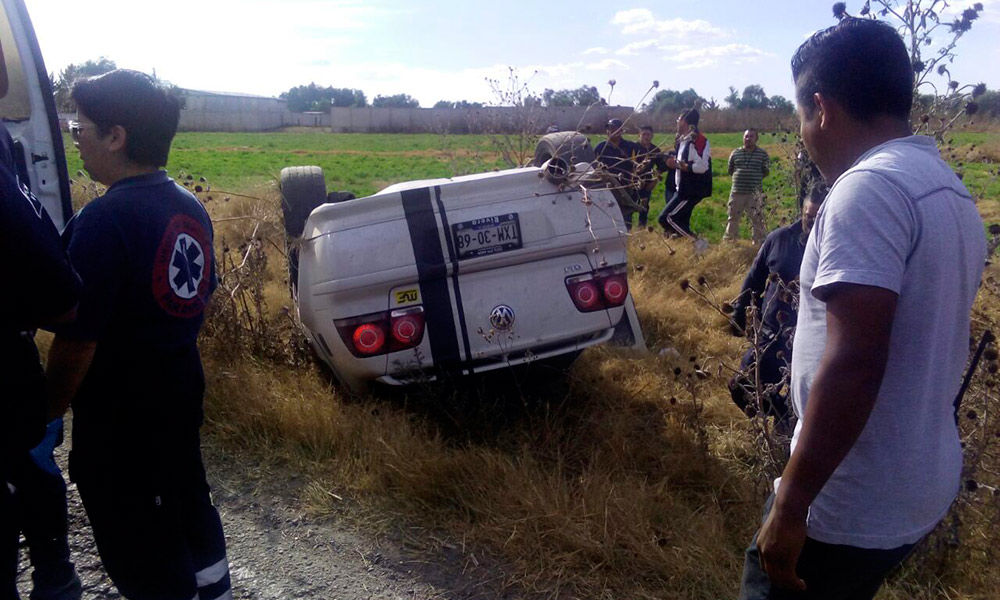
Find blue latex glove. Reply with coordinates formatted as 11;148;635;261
28;418;63;476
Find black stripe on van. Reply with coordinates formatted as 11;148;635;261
401;187;462;369
434;186;473;370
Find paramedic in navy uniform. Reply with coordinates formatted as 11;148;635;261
45;70;233;600
1;121;81;599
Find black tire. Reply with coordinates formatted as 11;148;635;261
281;166;328;298
532;131;595;167
280;166;328;239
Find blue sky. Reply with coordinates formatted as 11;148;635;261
29;0;1000;109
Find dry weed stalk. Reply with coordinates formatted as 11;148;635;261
682;274;795;483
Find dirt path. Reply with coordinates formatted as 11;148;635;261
16;439;516;600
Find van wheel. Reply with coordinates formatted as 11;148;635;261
281;166;327;297
532;131;596;168
280;166;328;239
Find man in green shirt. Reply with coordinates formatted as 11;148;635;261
725;128;770;243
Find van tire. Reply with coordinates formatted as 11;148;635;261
281;166;328;297
280;166;328;239
532;132;595;168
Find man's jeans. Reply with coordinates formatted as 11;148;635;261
739;495;916;600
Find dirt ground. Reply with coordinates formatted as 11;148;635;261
15;436;518;600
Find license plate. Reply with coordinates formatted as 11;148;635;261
452;213;522;259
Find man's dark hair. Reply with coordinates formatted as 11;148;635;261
72;69;181;167
807;179;830;205
791;18;913;122
745;127;758;134
680;108;700;127
639;125;654;133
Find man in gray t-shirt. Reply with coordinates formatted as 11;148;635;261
739;19;986;600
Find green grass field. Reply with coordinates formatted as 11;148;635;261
63;129;1000;240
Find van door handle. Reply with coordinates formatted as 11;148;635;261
31;152;49;163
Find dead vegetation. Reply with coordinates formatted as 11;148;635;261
188;179;1000;598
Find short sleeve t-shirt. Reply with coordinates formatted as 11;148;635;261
785;136;986;549
56;171;217;462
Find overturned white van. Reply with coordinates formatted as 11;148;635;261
282;154;644;392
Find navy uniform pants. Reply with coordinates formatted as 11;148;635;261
2;446;80;600
70;447;232;600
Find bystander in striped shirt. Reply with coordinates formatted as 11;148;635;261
728;146;770;193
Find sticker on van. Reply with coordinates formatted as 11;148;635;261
395;288;420;304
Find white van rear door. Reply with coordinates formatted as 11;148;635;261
0;0;72;229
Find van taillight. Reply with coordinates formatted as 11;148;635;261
352;323;385;355
567;278;602;311
602;275;628;305
390;309;425;345
565;266;629;312
335;306;425;357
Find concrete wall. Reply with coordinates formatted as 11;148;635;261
178;90;287;132
282;111;332;128
176;90;329;132
329;105;635;134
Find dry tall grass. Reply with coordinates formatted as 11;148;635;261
187;174;1000;599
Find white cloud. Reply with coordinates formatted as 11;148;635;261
586;59;629;71
583;47;609;55
616;40;686;56
664;44;773;69
677;59;717;71
611;9;728;38
616;40;660;55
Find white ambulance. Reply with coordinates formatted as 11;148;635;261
0;0;74;230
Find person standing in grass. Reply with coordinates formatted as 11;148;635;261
728;181;827;433
739;18;986;599
633;125;669;230
658;108;711;238
724;128;770;243
1;121;82;600
595;118;640;230
45;70;233;600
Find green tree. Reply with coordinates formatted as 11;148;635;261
724;86;740;110
641;88;704;115
739;84;769;109
433;100;485;109
541;86;601;107
280;84;367;112
329;87;367;108
724;84;786;110
52;57;117;112
768;95;794;113
974;88;1000;118
372;93;419;108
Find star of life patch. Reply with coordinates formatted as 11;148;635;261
152;214;212;317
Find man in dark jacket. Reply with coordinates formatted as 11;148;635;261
0;122;81;600
594;118;641;230
728;183;827;427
